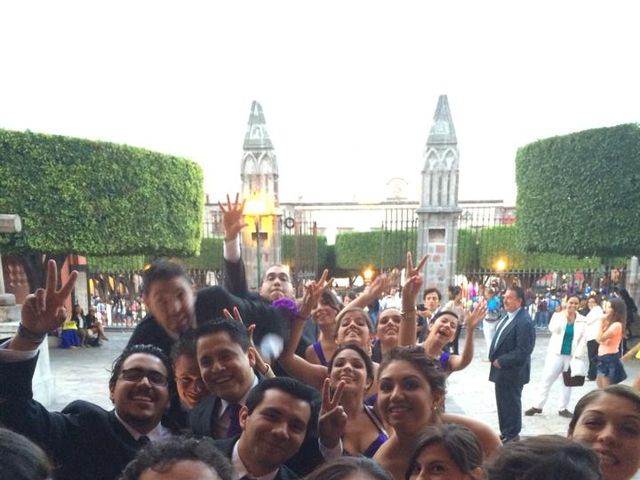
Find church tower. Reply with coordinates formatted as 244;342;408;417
240;101;282;289
417;95;461;294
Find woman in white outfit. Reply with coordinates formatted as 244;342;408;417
584;295;604;381
525;295;588;418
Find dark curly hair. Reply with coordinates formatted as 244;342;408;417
378;346;447;398
118;435;233;480
109;344;173;391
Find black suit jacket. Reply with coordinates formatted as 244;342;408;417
0;354;174;480
488;308;536;385
212;437;300;480
220;258;317;359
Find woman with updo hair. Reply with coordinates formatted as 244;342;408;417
305;289;344;366
405;424;483;480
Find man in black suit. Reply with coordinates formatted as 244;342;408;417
127;259;196;357
212;377;319;480
488;286;536;443
188;319;338;476
188;319;259;438
0;260;177;480
214;194;317;357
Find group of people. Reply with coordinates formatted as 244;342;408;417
58;304;109;348
1;193;639;480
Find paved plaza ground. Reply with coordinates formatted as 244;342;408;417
47;329;640;439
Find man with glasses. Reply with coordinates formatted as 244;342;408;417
0;260;177;480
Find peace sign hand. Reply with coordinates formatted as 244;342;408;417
21;259;78;336
299;269;333;319
406;251;428;278
318;378;347;449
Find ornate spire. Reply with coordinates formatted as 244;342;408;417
427;95;457;146
243;101;274;150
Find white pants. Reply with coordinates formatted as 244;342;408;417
483;320;498;354
534;353;571;410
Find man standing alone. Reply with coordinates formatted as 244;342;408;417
488;286;535;443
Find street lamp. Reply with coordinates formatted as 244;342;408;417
245;197;268;289
363;268;374;285
254;215;262;287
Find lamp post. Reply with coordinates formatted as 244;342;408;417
255;215;261;288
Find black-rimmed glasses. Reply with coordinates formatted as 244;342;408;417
120;368;168;386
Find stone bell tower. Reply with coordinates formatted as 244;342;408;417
240;101;282;290
416;95;461;294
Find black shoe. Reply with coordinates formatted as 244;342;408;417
503;435;520;444
525;407;542;416
558;409;573;418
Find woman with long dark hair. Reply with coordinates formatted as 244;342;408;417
596;297;627;388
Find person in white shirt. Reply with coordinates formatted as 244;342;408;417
584;295;604;381
525;295;588;418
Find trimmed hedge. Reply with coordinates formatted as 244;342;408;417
282;234;330;272
0;129;203;256
335;231;417;271
516;124;640;257
457;225;622;272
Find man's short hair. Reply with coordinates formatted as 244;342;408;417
170;329;198;363
508;286;526;306
423;288;442;301
109;344;173;391
118;435;233;480
0;428;51;480
142;259;190;295
194;319;251;352
245;377;319;436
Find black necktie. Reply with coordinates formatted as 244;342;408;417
137;435;150;446
226;403;242;438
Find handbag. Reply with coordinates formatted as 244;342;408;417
562;358;586;387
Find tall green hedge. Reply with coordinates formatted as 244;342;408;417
516;124;640;257
0;129;203;256
281;234;330;272
456;225;620;272
87;237;225;274
335;231;417;271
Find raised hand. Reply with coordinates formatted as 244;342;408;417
21;259;78;336
466;300;488;330
218;193;247;241
365;273;391;299
406;251;428;278
298;269;333;319
402;252;427;304
318;378;347;449
222;306;257;343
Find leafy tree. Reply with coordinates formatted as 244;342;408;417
516;124;640;257
0;129;203;288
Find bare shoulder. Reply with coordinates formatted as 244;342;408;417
441;413;502;458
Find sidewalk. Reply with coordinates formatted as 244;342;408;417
48;330;640;436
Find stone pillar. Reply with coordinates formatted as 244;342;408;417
0;320;56;408
417;211;460;295
417;95;461;295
